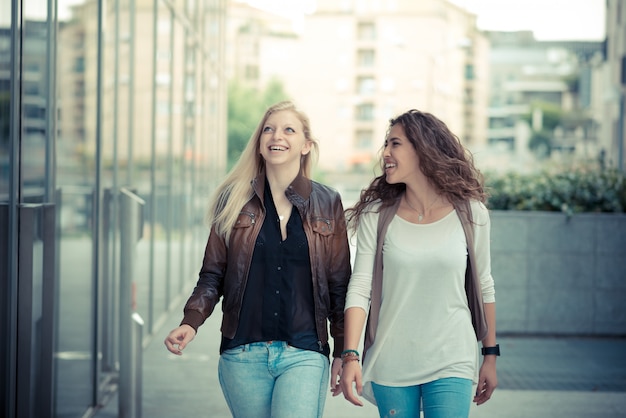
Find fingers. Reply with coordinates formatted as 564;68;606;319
354;372;363;396
330;378;342;397
339;363;364;406
163;325;196;355
473;390;490;405
474;363;498;405
329;358;343;396
164;334;184;355
473;381;496;405
473;382;484;404
344;387;364;406
330;358;342;385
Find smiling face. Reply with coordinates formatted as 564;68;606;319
259;109;312;171
383;123;421;185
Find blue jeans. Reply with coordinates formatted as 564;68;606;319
218;341;329;418
371;377;473;418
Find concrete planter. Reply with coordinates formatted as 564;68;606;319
490;210;626;336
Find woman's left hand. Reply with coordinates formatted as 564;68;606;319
330;357;343;396
473;356;497;405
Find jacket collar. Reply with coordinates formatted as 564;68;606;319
251;169;312;205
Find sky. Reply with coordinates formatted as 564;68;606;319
242;0;606;41
2;0;605;40
449;0;606;41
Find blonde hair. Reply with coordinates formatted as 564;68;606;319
207;101;319;238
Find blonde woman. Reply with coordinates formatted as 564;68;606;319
165;101;351;418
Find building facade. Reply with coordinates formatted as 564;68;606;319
484;30;605;170
230;0;489;172
0;0;227;416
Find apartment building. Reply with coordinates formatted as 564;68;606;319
486;30;604;164
58;0;227;169
230;0;489;172
226;1;294;87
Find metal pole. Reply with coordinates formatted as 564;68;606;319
5;0;23;414
16;206;35;418
119;188;145;418
131;313;144;418
618;91;624;171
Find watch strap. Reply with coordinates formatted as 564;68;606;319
481;344;500;356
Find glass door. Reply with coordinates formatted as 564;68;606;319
1;0;58;416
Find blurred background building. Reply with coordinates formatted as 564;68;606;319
228;0;490;173
481;31;605;172
1;0;623;417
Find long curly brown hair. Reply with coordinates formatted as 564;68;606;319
345;109;487;230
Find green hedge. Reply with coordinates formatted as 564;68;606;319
485;169;626;214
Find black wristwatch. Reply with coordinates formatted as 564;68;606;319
481;344;500;356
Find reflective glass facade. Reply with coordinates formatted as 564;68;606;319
0;0;227;415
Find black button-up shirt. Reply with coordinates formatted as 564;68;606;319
220;180;326;355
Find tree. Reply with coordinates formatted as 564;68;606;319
227;78;289;169
523;101;563;157
528;129;552;158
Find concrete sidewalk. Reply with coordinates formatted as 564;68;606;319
97;298;626;418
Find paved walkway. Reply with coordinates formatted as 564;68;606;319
96;297;626;418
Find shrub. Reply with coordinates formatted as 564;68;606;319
485;169;626;214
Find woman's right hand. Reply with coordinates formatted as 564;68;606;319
339;360;364;406
164;324;196;355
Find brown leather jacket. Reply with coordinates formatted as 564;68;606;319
181;172;351;358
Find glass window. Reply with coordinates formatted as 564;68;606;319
357;49;375;67
357;22;376;41
3;0;228;415
74;56;84;72
356;103;375;121
156;73;172;85
24;61;41;72
356;76;376;95
24;104;45;119
24;81;41;95
245;64;259;80
355;129;373;149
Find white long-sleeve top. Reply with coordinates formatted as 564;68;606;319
345;200;495;404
